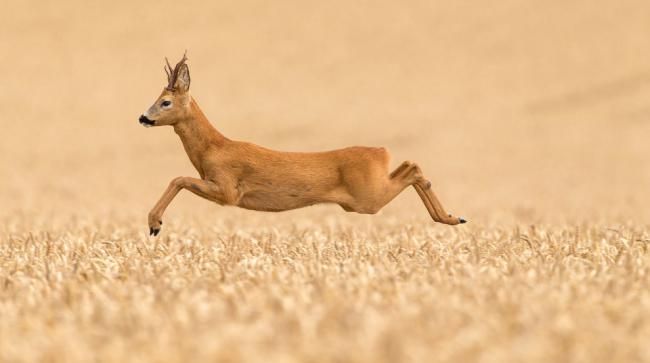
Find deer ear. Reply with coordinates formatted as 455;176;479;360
174;64;191;93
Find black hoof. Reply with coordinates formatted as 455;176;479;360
459;217;467;224
149;228;160;236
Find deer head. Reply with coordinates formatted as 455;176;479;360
139;52;191;127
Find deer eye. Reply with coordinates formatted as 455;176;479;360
161;100;172;108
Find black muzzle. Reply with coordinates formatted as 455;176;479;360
139;115;155;127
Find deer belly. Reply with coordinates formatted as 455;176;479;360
237;190;319;212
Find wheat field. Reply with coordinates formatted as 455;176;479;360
2;1;650;362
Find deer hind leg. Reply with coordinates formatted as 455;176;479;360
342;161;465;224
391;162;466;225
389;160;413;178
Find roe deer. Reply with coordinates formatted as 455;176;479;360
139;53;466;236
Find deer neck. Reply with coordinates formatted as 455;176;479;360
173;98;227;176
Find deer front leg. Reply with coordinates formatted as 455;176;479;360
147;176;239;236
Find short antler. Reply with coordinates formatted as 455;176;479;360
164;51;188;91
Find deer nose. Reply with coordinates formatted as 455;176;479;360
139;115;155;127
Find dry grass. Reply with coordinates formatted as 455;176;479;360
3;0;650;361
1;214;649;363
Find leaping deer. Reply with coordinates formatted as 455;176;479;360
139;53;466;236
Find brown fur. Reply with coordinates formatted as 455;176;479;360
140;55;465;235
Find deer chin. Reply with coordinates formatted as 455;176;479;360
139;115;156;127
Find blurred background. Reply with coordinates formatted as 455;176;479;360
1;0;649;224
